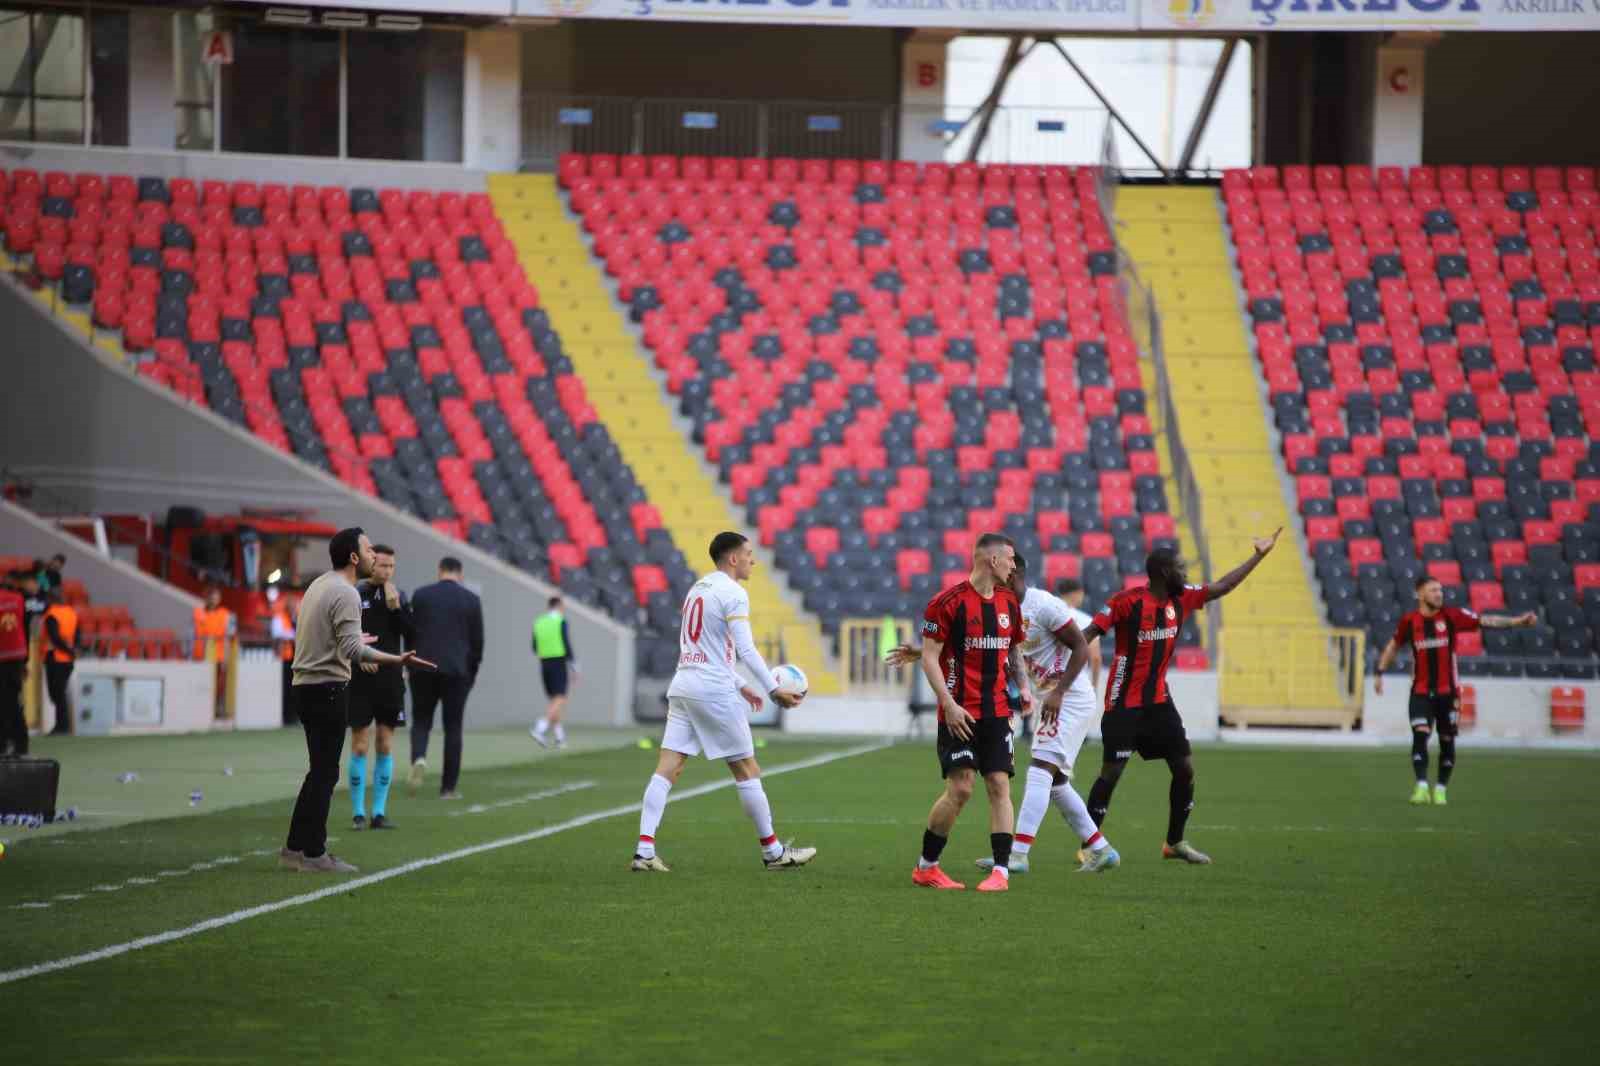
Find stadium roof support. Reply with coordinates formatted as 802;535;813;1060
963;36;1032;164
1175;39;1239;177
1045;37;1169;182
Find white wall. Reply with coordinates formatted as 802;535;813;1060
127;10;175;151
790;672;1600;748
1371;44;1425;168
464;27;520;172
899;33;950;165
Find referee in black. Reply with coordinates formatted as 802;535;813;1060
348;544;414;830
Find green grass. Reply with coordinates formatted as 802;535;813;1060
3;731;1597;1065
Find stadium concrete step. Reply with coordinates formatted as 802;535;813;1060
488;173;840;694
1117;186;1340;715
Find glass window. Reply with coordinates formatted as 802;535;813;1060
220;22;338;157
347;30;463;162
0;9;86;144
173;12;214;150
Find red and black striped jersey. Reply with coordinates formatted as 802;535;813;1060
922;580;1021;721
1394;608;1480;697
1092;584;1209;712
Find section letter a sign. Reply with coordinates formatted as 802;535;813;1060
202;30;234;66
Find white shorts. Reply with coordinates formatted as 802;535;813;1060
1028;690;1098;777
660;693;754;762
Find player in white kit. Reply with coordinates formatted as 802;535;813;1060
630;531;815;872
886;555;1118;872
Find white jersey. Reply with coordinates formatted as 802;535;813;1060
1019;587;1094;702
668;570;778;701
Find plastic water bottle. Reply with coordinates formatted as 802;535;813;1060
118;772;139;784
222;766;234;777
189;790;203;807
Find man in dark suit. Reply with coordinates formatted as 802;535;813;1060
407;557;483;799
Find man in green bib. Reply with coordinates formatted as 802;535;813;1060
531;596;577;749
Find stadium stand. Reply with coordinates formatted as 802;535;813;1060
1223;164;1600;680
0;554;182;660
559;153;1200;660
0;168;698;660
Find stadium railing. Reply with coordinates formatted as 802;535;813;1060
1218;626;1366;728
838;617;917;700
520;94;1109;171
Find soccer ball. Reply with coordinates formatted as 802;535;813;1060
771;663;809;701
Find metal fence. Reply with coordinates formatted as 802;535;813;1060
520;94;1111;171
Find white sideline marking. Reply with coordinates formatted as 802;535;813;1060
0;741;893;986
450;780;595;816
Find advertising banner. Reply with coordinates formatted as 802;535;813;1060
1141;0;1600;32
517;0;1141;30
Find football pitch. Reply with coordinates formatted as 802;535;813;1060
3;729;1596;1066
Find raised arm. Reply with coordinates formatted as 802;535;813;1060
1205;528;1283;603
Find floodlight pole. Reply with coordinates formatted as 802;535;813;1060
1046;37;1170;182
1176;38;1239;177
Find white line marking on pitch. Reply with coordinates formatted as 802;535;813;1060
451;780;595;816
0;741;893;986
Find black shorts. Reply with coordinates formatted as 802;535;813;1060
1408;693;1459;737
348;689;406;730
1101;701;1191;762
936;715;1015;778
541;659;569;698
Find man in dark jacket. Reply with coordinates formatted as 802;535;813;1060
407;556;483;799
349;544;414;830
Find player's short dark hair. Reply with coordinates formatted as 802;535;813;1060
48;553;65;566
1415;576;1440;590
1056;577;1083;597
973;532;1013;553
709;531;748;564
329;527;364;570
438;556;463;574
548;595;562;608
1012;553;1028;577
371;543;395;557
1146;547;1180;581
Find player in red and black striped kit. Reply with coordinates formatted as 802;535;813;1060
911;533;1035;893
1374;576;1534;806
1077;531;1282;865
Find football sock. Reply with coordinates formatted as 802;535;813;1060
1166;775;1195;847
637;773;672;858
533;719;548;737
918;829;948;868
1437;737;1456;786
990;832;1013;876
735;779;782;859
349;753;367;819
1050;783;1102;846
1083;830;1109;852
554;724;566;744
372;753;393;818
1013;766;1054;855
1411;731;1430;782
1087;775;1115;827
